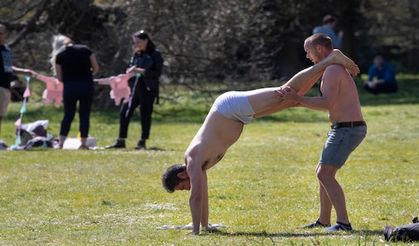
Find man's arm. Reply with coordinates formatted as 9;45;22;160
200;171;209;230
90;54;100;75
144;51;163;79
12;66;31;74
187;162;203;235
281;65;341;111
55;64;63;82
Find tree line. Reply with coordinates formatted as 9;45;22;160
1;0;418;92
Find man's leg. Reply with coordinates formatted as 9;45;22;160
375;82;398;94
0;87;11;138
363;81;378;94
316;164;333;225
317;164;349;224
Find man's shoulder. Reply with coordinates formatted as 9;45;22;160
0;45;11;51
323;64;351;83
325;64;346;73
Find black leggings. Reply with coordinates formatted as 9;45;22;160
118;80;156;140
60;83;94;138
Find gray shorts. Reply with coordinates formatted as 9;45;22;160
0;87;11;117
211;91;255;124
320;125;367;168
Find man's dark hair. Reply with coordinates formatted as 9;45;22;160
162;164;186;193
133;30;156;54
322;14;336;24
306;33;333;50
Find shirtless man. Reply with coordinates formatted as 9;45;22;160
278;33;367;231
161;49;360;235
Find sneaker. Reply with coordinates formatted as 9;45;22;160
105;139;126;149
135;139;146;150
53;141;63;149
303;220;331;228
326;222;353;232
78;145;90;150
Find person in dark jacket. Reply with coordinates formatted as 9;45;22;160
363;55;398;94
106;30;163;150
0;23;31;139
53;34;100;149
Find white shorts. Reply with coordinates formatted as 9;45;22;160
211;91;255;124
0;87;11;117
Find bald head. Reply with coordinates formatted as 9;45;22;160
305;33;333;51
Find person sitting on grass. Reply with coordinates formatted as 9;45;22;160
363;55;398;94
161;49;360;235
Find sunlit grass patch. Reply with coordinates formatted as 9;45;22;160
1;80;418;244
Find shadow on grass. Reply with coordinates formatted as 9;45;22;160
94;147;171;151
146;147;169;151
210;229;383;238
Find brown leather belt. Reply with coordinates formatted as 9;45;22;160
331;121;366;129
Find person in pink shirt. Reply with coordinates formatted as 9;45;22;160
278;33;367;232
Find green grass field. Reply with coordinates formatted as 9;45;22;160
0;75;418;245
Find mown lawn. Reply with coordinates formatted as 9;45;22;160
0;75;418;245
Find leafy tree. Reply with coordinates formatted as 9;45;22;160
1;0;418;108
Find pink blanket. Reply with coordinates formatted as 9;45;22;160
95;73;131;106
33;73;63;107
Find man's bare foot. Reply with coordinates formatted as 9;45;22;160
327;49;360;76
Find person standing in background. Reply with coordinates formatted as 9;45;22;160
0;23;31;141
313;15;344;49
106;30;163;150
53;34;100;149
278;33;366;232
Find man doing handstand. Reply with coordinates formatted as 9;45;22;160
161;49;359;235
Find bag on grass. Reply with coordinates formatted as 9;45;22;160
384;217;419;242
12;120;54;150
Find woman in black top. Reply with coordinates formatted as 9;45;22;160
106;30;163;150
53;35;100;149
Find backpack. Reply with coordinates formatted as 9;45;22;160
384;217;419;242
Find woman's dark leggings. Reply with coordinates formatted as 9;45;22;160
118;80;156;140
60;83;94;138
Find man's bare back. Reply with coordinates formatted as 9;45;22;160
185;110;243;171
